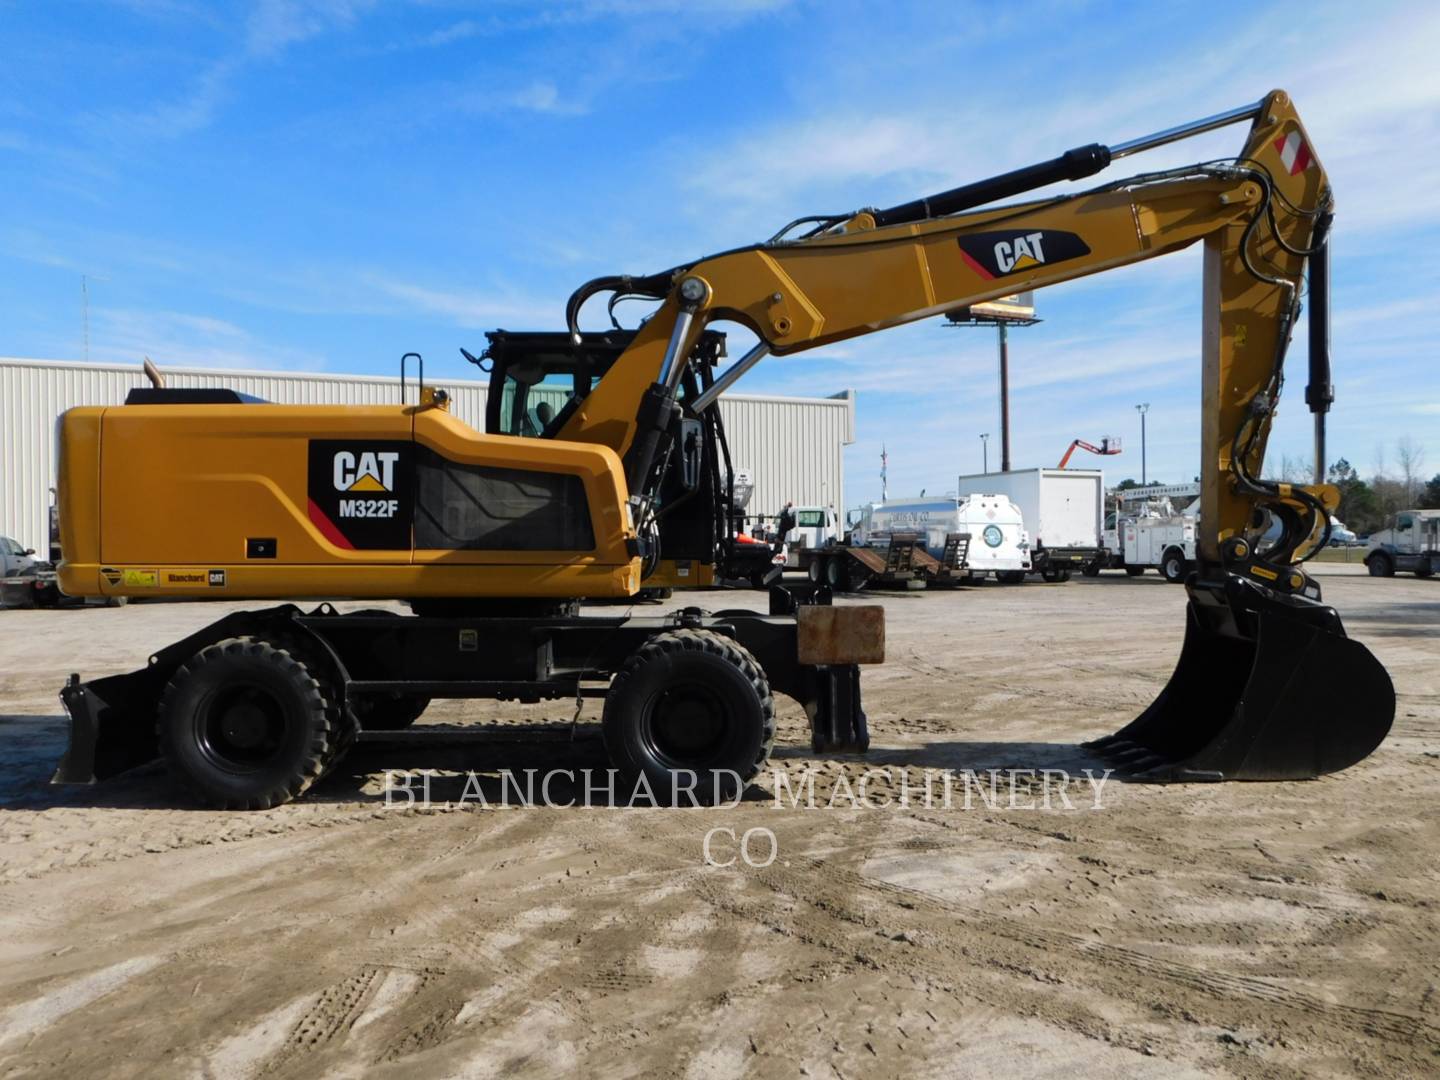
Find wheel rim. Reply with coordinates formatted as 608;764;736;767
643;684;730;768
196;682;290;773
1166;557;1181;579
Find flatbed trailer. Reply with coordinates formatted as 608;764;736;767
801;533;930;592
910;532;973;587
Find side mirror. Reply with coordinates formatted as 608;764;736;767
23;549;35;556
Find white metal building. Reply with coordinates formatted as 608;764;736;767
0;357;854;553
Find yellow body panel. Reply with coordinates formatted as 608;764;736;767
58;402;641;599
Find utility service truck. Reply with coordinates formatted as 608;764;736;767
955;468;1104;582
1087;496;1199;583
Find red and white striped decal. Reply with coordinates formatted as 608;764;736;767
1273;130;1313;176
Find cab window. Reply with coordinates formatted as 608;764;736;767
496;364;584;439
796;510;825;527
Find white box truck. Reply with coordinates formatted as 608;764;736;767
954;468;1105;582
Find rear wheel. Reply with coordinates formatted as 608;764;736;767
1415;561;1433;579
1081;562;1101;578
1161;548;1188;584
603;629;774;805
1367;553;1394;578
1125;565;1146;577
158;637;333;809
825;556;842;588
998;570;1026;585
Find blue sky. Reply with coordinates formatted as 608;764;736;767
3;0;1437;506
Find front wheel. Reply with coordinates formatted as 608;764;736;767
603;629;775;805
158;637;333;809
1367;554;1394;578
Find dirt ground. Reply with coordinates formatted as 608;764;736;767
0;566;1435;1078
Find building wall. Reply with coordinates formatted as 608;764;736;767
0;358;853;553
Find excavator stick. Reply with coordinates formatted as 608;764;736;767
1087;575;1394;780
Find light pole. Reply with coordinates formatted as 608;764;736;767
1135;403;1150;484
980;432;990;474
945;294;1037;479
997;326;1011;471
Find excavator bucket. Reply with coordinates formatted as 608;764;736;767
1087;574;1394;780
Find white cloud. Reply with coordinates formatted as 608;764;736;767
245;0;373;58
366;276;560;328
86;307;328;370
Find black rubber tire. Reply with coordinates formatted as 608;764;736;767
603;629;774;805
1367;554;1393;578
1416;561;1434;579
158;637;333;810
352;692;431;731
1125;565;1146;577
1056;568;1072;583
825;557;842;588
1041;568;1059;583
998;571;1026;585
807;559;822;583
1081;562;1101;578
1161;548;1188;584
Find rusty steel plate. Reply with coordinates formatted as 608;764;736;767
796;605;885;665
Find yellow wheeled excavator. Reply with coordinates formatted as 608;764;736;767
54;90;1393;808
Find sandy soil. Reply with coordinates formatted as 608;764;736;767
0;566;1436;1078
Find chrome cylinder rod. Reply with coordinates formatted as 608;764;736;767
657;306;698;391
1108;100;1264;160
692;342;770;412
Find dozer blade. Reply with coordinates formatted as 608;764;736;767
55;667;165;784
1087;574;1394;781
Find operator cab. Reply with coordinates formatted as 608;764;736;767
476;329;727;439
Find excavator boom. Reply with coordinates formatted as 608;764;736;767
556;89;1393;780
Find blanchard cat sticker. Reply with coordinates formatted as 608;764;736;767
957;229;1091;280
307;440;413;550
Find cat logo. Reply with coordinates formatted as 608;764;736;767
995;232;1047;273
308;439;412;548
958;229;1091;280
333;450;400;493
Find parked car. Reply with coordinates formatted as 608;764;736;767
0;536;37;577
